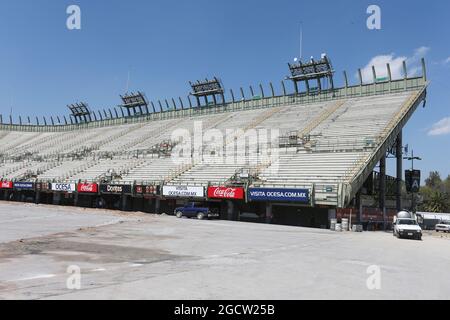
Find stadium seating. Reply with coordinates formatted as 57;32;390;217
0;81;426;207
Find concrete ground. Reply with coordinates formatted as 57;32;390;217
0;202;449;300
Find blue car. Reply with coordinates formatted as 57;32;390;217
174;203;219;220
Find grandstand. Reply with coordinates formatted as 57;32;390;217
0;57;428;227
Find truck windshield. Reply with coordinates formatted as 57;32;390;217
398;220;417;225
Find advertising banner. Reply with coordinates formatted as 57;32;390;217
0;181;13;189
51;183;76;192
14;182;35;190
100;184;132;194
134;185;158;196
405;170;421;193
37;182;50;192
207;186;245;200
162;185;204;198
77;183;98;193
248;188;310;203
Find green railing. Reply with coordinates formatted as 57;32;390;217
0;77;426;133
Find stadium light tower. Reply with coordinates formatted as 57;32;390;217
67;102;92;124
287;54;335;95
120;91;149;117
189;77;225;107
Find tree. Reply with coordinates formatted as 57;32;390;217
419;172;450;213
425;171;442;190
422;190;449;213
444;175;450;194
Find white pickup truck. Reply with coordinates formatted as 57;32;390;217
393;218;423;240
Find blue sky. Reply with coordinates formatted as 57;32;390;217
0;0;449;179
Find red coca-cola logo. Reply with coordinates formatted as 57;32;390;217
208;187;244;200
77;183;98;193
0;181;13;189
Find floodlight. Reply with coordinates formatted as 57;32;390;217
67;102;92;124
119;91;149;116
189;77;225;107
287;54;335;94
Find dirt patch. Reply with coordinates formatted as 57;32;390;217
433;232;450;240
0;235;182;265
0;219;184;265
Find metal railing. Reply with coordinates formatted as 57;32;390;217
0;77;426;133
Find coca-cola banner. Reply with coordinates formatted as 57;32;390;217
162;185;204;198
77;183;98;193
207;186;245;200
0;181;13;189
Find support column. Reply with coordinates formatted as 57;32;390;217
379;156;386;226
396;131;403;211
74;193;79;207
35;191;40;204
148;198;154;213
121;195;127;211
265;203;273;224
356;191;362;222
227;200;234;221
155;198;160;214
53;193;61;205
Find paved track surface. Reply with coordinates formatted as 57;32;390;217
0;202;449;300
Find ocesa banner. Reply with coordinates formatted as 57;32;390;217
77;183;98;193
14;182;35;190
248;188;310;203
51;183;76;192
207;186;245;200
0;181;13;189
162;185;204;198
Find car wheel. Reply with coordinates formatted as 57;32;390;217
176;211;183;219
197;212;205;220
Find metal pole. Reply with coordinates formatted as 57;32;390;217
411;150;415;213
396;131;403;211
379;156;386;229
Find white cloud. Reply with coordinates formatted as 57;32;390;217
413;46;430;58
444;57;450;64
358;47;430;83
428;117;450;136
